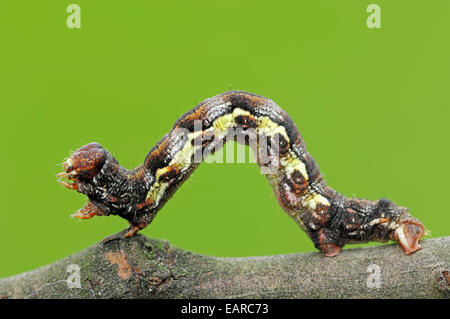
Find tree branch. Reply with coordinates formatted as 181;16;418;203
0;235;448;299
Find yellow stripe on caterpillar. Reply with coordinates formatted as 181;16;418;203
232;108;251;118
256;116;290;142
145;182;159;201
213;113;234;133
145;181;169;205
169;130;203;170
155;166;171;181
302;193;330;210
280;152;309;181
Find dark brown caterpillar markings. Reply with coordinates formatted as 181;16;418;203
58;91;425;257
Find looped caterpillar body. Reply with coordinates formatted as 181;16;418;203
58;91;425;257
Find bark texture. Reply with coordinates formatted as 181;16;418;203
0;235;448;299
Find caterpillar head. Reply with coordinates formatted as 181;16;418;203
58;142;107;185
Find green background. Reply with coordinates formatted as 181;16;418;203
1;1;449;278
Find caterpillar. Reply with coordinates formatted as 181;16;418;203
57;91;425;257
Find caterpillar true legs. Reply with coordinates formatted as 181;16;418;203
57;91;425;257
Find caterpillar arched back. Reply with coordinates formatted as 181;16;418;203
58;91;425;257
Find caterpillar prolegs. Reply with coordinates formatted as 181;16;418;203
57;91;425;257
